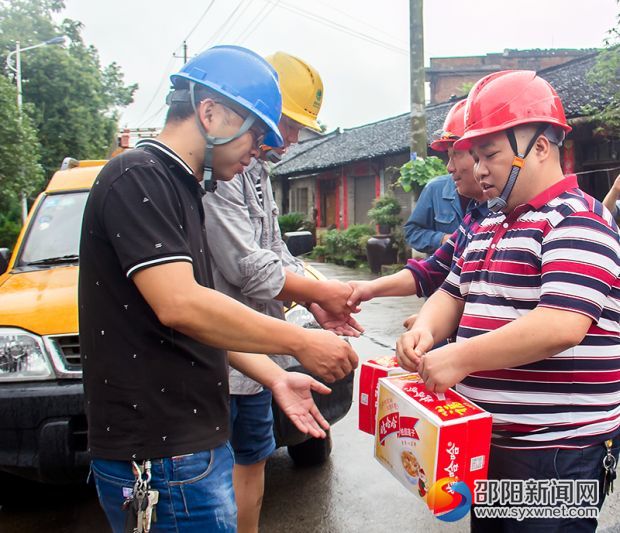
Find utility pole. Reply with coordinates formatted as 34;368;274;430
174;41;189;63
409;0;427;160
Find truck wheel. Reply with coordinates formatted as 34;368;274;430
287;431;332;467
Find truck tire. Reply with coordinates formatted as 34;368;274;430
287;431;332;467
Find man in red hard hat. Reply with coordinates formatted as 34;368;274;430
347;99;487;314
397;70;620;531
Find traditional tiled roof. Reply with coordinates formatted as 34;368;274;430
273;52;608;177
272;101;455;176
537;52;608;116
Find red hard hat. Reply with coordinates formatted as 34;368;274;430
430;99;467;152
454;70;572;151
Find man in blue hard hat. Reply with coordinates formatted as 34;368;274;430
79;45;358;532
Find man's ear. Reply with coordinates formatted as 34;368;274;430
197;98;216;130
534;133;553;162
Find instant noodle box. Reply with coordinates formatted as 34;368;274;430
358;356;409;435
374;374;492;514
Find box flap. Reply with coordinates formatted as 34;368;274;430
383;374;487;423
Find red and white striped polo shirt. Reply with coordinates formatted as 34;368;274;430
442;175;620;449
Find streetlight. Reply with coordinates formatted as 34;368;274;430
6;36;65;223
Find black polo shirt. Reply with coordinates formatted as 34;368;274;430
79;139;229;461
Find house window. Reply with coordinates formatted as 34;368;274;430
292;187;308;215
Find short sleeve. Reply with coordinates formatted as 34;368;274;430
101;165;193;278
405;232;456;297
439;252;465;301
539;211;620;322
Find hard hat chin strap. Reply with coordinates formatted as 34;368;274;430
488;124;548;213
188;81;257;192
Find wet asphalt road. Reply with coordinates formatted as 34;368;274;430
1;261;620;532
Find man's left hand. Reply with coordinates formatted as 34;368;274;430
418;344;469;393
309;302;364;337
271;372;331;438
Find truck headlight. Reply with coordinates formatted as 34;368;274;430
0;328;55;381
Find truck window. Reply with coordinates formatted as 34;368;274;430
19;192;89;265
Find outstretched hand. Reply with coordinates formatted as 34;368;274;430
309;302;364;337
316;279;361;316
270;372;332;439
346;280;374;309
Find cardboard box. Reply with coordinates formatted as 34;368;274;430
358;356;408;435
374;374;492;515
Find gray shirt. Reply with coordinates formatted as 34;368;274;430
203;159;304;395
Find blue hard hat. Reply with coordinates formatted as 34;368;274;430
171;45;283;148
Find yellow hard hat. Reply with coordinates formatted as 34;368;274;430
265;52;323;132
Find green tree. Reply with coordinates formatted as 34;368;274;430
0;74;43;247
0;0;137;177
586;1;620;133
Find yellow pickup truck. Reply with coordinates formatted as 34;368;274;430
0;158;352;490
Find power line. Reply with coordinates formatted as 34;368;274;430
134;56;176;127
264;0;408;56
238;0;281;44
183;0;217;42
134;2;216;126
218;0;258;43
197;0;248;51
230;0;265;43
137;103;167;129
135;0;407;127
312;0;407;48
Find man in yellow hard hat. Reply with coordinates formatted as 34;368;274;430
203;52;361;533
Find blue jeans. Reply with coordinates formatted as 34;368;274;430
230;389;276;466
91;443;236;532
471;437;620;533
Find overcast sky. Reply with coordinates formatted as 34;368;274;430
59;0;617;131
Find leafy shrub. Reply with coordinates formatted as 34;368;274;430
396;156;448;193
367;195;402;228
278;212;306;234
308;244;326;259
323;224;374;267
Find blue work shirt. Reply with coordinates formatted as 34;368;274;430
403;174;464;254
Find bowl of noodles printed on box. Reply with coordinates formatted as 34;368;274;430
401;450;420;483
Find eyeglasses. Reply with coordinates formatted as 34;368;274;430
248;126;266;150
211;100;266;150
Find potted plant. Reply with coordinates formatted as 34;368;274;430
366;195;402;274
367;195;402;235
